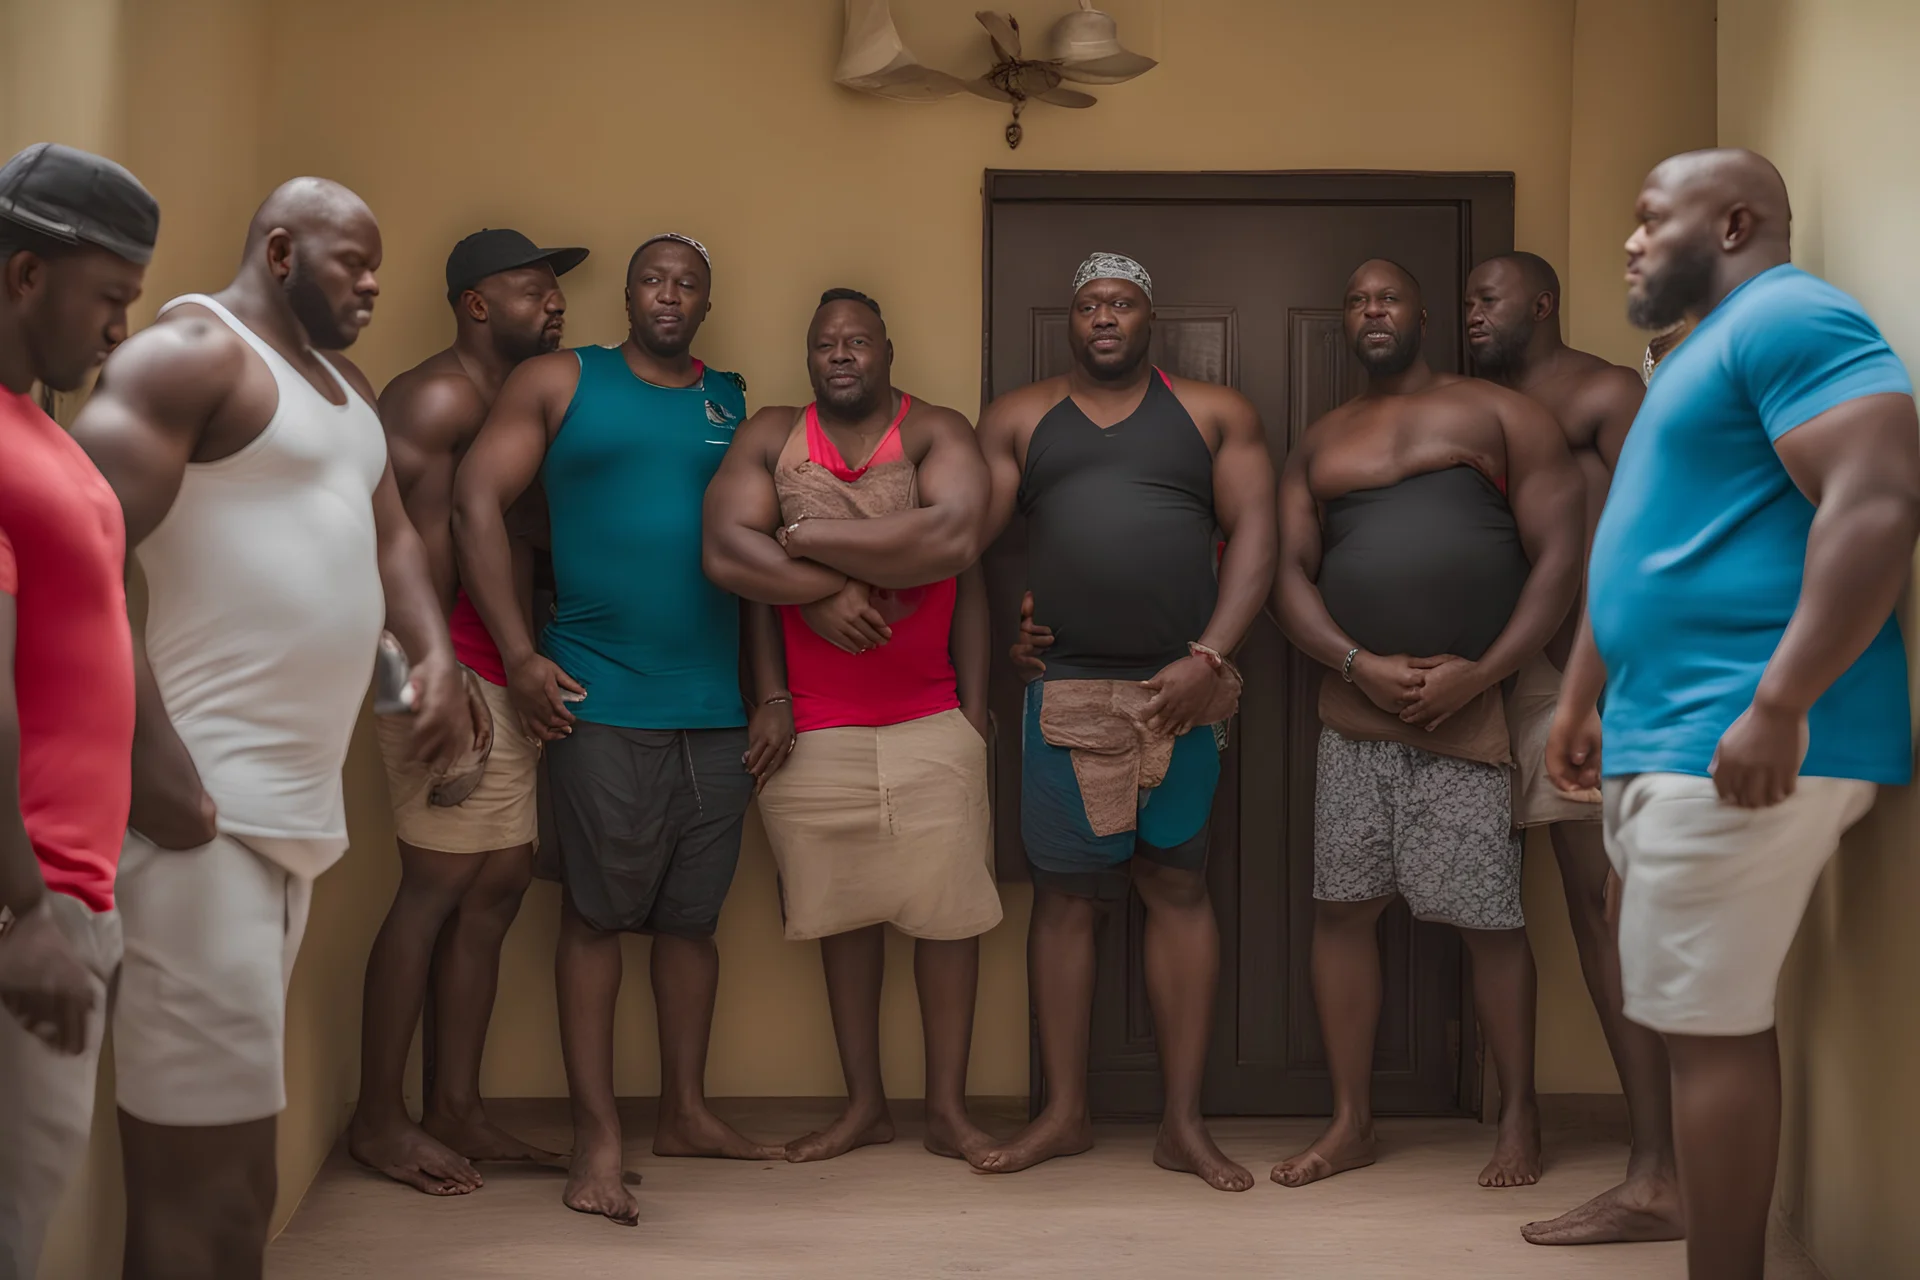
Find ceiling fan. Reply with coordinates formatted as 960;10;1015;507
833;1;1157;149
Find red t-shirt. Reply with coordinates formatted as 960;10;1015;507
0;390;134;912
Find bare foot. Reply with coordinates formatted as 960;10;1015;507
1479;1098;1543;1188
784;1100;895;1163
652;1104;786;1161
1270;1116;1376;1188
969;1107;1093;1175
563;1131;639;1226
349;1114;482;1196
923;1106;997;1162
423;1109;565;1169
1153;1116;1254;1192
1522;1174;1685;1245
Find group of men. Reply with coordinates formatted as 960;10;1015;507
0;138;1914;1280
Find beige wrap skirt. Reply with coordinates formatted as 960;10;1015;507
756;709;1003;942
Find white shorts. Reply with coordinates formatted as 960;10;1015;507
113;831;316;1126
1602;773;1876;1036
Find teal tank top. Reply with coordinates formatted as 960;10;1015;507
539;345;747;730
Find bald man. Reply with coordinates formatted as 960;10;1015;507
1550;149;1919;1280
1272;259;1582;1191
71;178;473;1277
1462;253;1682;1245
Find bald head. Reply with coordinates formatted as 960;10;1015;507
1347;258;1423;311
243;176;381;350
1626;148;1792;331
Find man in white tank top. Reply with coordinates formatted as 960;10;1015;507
71;177;474;1278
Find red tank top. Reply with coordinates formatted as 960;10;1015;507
779;397;959;732
447;588;508;686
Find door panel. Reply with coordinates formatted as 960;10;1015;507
986;174;1511;1118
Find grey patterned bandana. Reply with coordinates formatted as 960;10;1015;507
639;232;710;267
1072;251;1152;301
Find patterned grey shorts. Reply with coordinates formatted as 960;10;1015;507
1314;730;1524;931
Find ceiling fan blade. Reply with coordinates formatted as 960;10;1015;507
1036;85;1097;108
965;76;1014;103
974;10;1023;62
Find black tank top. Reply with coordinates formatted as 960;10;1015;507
1018;371;1217;681
1317;466;1530;661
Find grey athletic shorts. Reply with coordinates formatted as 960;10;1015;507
546;721;752;938
1313;729;1523;931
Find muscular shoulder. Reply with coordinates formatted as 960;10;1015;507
1163;374;1259;439
1438;374;1558;437
735;404;801;467
379;361;486;452
91;307;248;419
979;377;1063;446
501;347;584;403
1560;359;1645;438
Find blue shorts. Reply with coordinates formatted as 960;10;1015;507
1019;681;1222;900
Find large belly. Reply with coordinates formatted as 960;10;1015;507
1317;469;1529;660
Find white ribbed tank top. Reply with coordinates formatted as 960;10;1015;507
139;294;388;878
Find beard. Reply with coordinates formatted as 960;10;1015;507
1628;240;1716;330
1354;329;1421;378
286;263;356;350
1469;324;1529;376
1077;333;1150;383
632;312;694;358
815;375;880;417
499;321;560;364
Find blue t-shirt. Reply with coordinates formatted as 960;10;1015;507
1588;265;1914;784
539;346;748;730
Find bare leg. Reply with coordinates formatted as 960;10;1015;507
1524;822;1681;1244
1274;896;1391;1187
1667;1030;1780;1280
347;842;486;1195
1460;925;1543;1187
786;925;896;1162
650;931;784;1160
419;843;559;1166
915;935;995;1161
121;1113;277;1280
972;888;1097;1174
555;895;638;1225
1132;860;1252;1192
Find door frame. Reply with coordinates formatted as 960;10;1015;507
980;170;1515;1120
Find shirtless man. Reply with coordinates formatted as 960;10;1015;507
71;178;472;1278
976;252;1278;1192
350;228;586;1194
703;288;1002;1164
1463;252;1682;1244
1272;259;1582;1191
454;234;788;1226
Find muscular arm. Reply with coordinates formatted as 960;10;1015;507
0;595;46;913
780;408;990;588
1272;435;1363;669
1194;388;1278;656
1756;392;1920;715
1588;365;1647;473
977;388;1036;546
380;375;483;617
71;324;240;847
701;408;848;605
452;354;571;667
1468;392;1585;686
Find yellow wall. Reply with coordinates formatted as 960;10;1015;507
1720;3;1920;1276
15;1;1720;1272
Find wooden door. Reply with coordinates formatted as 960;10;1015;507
982;172;1513;1119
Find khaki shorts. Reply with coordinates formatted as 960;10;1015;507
1507;653;1603;828
114;831;315;1126
376;675;538;854
1604;772;1876;1036
0;893;119;1279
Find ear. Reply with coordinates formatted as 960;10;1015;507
3;248;42;302
1723;202;1759;251
1533;291;1556;322
461;289;487;324
265;228;296;283
1419;307;1430;331
884;338;895;368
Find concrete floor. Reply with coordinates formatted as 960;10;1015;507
270;1099;1825;1279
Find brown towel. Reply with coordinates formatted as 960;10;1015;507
1318;669;1510;767
773;412;917;523
1039;673;1242;837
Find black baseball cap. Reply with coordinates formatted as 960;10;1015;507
445;228;588;301
0;143;160;265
